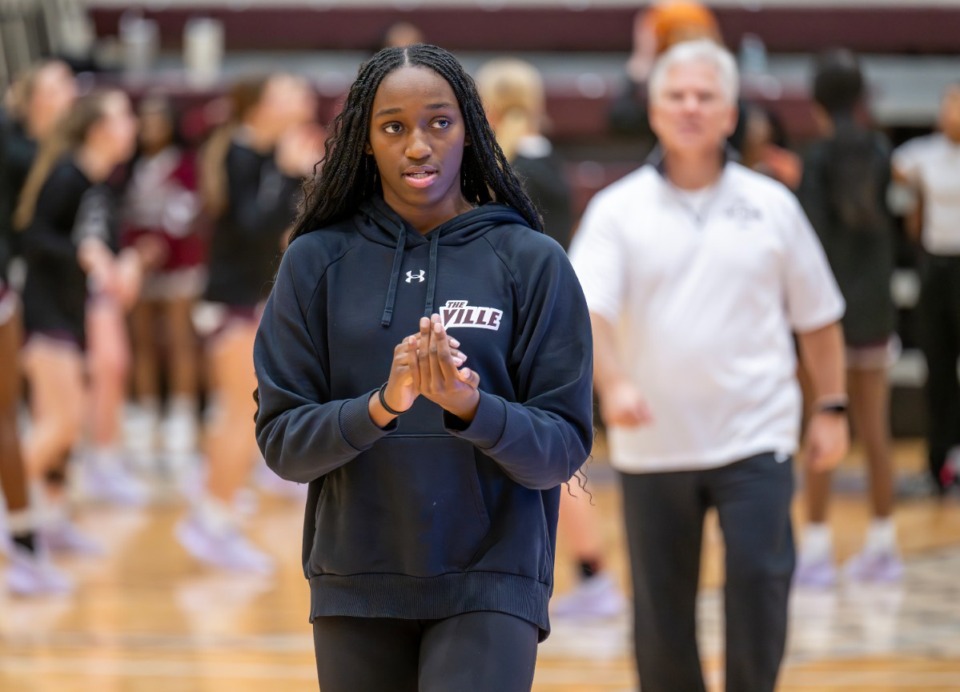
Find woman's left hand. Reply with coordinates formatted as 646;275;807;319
416;315;480;422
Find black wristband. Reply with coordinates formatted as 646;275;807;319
378;383;405;417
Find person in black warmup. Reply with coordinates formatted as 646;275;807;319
15;90;140;555
176;73;323;573
254;44;594;692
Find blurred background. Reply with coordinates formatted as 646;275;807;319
1;1;959;691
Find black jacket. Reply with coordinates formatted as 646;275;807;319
798;123;896;345
0;121;37;282
21;160;114;345
254;197;593;639
203;141;300;307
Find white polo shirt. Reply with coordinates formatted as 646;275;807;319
570;162;844;473
892;133;960;256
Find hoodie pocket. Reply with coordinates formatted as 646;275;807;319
310;436;492;577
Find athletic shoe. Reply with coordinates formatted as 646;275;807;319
793;556;837;588
175;515;274;575
5;545;74;596
843;550;904;583
551;573;627;619
80;459;151;507
255;462;308;502
39;518;104;556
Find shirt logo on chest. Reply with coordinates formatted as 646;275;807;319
405;270;426;284
441;300;503;331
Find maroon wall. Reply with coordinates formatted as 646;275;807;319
90;5;960;54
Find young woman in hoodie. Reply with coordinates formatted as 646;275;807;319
254;44;594;691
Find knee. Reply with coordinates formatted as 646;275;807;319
726;547;795;586
90;346;130;382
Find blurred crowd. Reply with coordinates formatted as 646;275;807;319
0;2;957;676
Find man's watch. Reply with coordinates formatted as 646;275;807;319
816;399;848;415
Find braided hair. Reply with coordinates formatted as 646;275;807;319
290;44;542;241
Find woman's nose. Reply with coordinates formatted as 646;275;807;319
405;130;431;160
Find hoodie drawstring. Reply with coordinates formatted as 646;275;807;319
380;223;407;328
423;229;440;319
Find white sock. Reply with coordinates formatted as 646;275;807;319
196;495;237;536
801;523;833;562
863;517;897;555
7;508;35;535
138;397;161;418
168;395;197;419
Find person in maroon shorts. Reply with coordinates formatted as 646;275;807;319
122;95;205;464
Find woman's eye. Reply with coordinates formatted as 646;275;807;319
383;123;402;134
433;118;451;129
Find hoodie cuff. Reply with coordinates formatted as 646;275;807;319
443;391;506;450
339;391;397;450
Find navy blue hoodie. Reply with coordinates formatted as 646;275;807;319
254;197;593;639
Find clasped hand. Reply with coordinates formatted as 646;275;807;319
380;314;481;423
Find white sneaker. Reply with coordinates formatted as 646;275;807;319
255;462;308;502
793;555;838;588
176;515;274;575
6;544;74;596
843;549;904;583
39;518;104;556
551;573;627;619
80;457;151;507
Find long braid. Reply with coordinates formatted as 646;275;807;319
290;44;542;242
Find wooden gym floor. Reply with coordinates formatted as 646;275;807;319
1;439;959;692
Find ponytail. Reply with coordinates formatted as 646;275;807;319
14;91;109;230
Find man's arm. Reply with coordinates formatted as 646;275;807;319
591;312;652;428
891;164;923;244
796;321;849;471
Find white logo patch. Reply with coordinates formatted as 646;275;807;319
441;300;503;331
405;270;426;284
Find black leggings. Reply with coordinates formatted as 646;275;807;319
312;611;538;692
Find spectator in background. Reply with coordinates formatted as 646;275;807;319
122;95;204;466
741;104;801;189
476;57;625;619
608;0;746;155
795;50;902;586
15;89;141;554
380;21;425;50
176;74;321;574
893;82;960;494
572;41;848;692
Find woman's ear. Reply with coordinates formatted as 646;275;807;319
365;141;373;155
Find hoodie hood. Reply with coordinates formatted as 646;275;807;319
356;196;533;327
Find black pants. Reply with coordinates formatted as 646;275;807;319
312;611;538;692
620;452;795;692
918;254;960;490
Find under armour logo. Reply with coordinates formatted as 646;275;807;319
405;270;426;284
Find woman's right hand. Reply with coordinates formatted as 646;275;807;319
382;334;422;414
369;331;468;428
77;238;118;294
